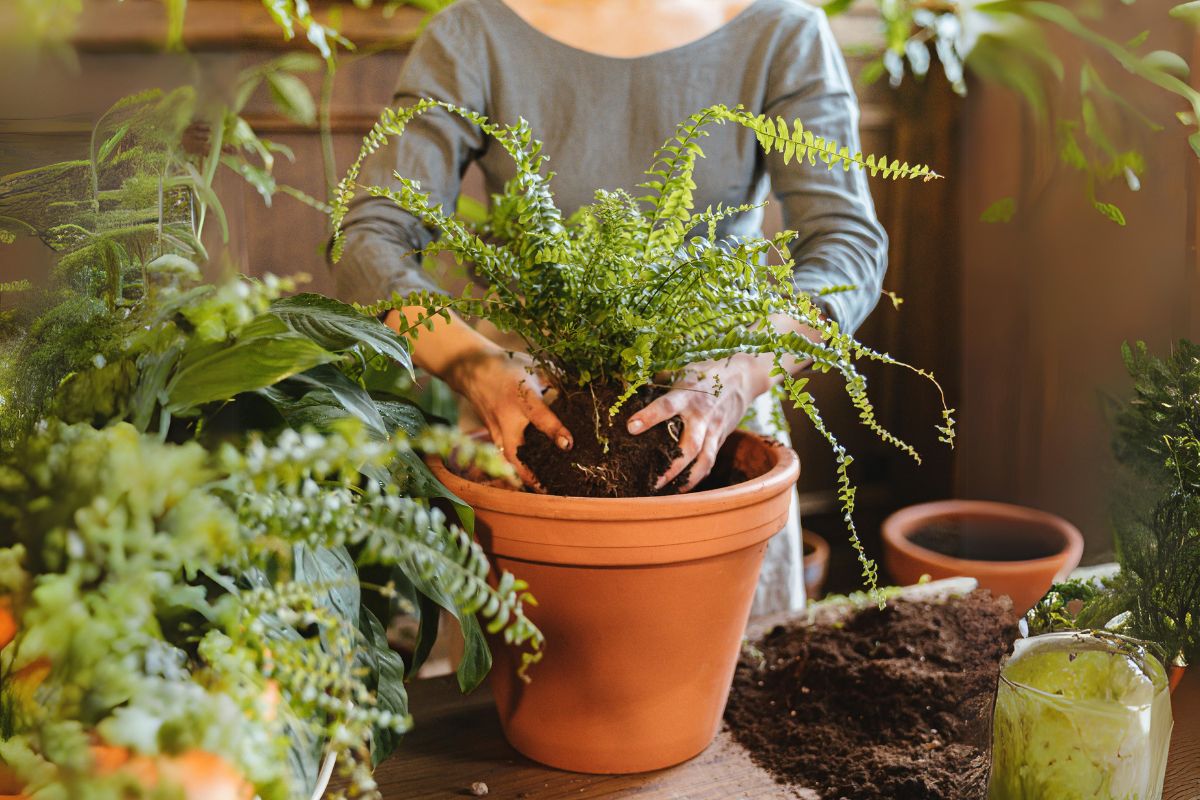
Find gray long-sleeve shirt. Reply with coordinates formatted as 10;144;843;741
334;0;887;333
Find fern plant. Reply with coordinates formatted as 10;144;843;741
331;99;954;590
0;420;541;800
0;80;543;798
1027;340;1200;666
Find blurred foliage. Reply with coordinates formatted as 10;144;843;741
826;0;1200;226
0;420;538;799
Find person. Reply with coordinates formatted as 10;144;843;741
333;0;888;614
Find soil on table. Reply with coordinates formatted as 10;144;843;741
518;384;697;497
725;591;1018;800
909;520;1061;561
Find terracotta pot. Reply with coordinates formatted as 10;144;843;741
429;430;800;774
882;500;1084;615
802;529;830;601
1169;662;1187;694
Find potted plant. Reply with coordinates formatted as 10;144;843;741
330;100;953;772
1024;340;1200;689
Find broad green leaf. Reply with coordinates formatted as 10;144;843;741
1144;50;1191;79
357;606;411;765
267;72;317;126
165;332;336;412
293;544;360;626
270;293;413;372
291;364;389;439
373;398;425;437
1170;1;1200;24
393;553;492;692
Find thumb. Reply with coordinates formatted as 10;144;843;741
626;392;684;435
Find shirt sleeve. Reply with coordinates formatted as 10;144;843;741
331;7;489;305
762;8;888;335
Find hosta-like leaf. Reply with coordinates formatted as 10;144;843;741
270;293;412;372
165;332;336;412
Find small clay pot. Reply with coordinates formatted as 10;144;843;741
802;529;830;601
1169;662;1187;694
882;500;1084;615
430;430;800;774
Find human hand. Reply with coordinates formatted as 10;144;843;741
625;356;769;492
444;348;573;489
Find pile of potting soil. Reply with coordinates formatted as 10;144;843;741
725;591;1018;800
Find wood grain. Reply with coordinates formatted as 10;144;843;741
370;676;803;800
1166;668;1200;800
369;655;1199;799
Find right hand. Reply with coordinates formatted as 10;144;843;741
444;348;573;489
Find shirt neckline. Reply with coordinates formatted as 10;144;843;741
486;0;769;63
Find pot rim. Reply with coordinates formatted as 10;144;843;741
428;429;800;523
882;499;1085;575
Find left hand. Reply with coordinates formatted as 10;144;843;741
625;355;770;492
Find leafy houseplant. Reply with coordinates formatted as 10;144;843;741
328;100;952;773
1026;340;1200;674
0;79;541;797
0;420;540;800
332;99;953;582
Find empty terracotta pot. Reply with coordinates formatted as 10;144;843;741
882;500;1084;615
429;430;800;774
802;529;830;600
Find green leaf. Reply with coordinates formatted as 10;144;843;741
270;293;413;373
980;196;1017;223
293;544;360;625
266;72;317;126
1093;200;1127;226
96;123;130;164
373;398;426;437
165;332;336;412
1170;1;1200;24
1144;50;1191;79
821;0;855;17
291;364;389;439
357;605;411;765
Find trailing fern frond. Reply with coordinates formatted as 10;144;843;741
332;101;953;593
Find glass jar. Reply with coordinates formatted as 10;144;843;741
988;631;1173;800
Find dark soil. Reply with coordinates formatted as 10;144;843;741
518;384;694;497
725;591;1018;800
909;520;1061;561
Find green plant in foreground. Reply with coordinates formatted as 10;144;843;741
0;420;540;799
1027;340;1200;666
331;99;954;592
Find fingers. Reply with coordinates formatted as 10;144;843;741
655;416;707;490
680;432;723;493
626;392;686;436
519;383;574;452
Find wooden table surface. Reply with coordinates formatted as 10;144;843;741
373;668;1199;799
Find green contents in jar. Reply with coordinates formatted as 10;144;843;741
988;631;1173;800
